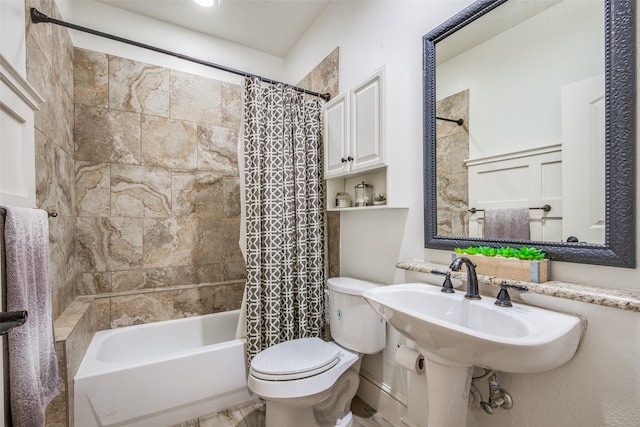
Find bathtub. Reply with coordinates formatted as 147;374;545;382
74;309;253;427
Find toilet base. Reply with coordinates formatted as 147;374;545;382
262;364;360;427
314;363;360;425
265;404;354;427
265;400;323;427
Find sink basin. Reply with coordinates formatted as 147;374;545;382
362;283;585;373
363;283;585;427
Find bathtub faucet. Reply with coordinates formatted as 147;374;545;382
450;256;481;300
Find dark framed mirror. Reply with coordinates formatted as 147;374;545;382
423;0;636;267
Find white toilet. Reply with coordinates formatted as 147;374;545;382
248;277;386;427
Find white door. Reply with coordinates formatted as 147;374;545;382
561;74;605;244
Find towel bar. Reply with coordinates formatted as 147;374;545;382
469;205;551;214
0;311;28;335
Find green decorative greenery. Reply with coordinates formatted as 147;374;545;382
454;246;545;261
374;193;386;202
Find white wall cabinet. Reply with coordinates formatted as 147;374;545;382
324;67;385;179
324;67;390;211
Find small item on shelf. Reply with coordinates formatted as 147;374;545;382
373;193;386;205
335;192;352;208
354;181;373;207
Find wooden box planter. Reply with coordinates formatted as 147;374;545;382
452;253;549;283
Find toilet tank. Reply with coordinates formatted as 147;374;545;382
327;277;386;354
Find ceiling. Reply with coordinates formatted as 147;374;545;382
94;0;332;57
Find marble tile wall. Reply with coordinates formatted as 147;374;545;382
25;0;77;321
45;298;96;427
436;89;470;237
24;2;79;424
23;18;337;423
73;48;246;327
91;281;245;329
296;48;341;279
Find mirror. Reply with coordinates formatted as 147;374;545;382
423;0;636;267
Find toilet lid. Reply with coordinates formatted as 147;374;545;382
250;337;340;381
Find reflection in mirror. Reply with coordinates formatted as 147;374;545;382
423;0;636;267
435;0;604;243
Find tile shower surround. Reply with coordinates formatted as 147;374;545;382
73;50;246;316
34;38;339;426
26;0;77;323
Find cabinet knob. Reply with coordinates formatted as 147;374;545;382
347;156;353;162
341;157;347;163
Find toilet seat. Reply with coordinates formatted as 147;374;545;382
250;337;340;381
248;339;359;401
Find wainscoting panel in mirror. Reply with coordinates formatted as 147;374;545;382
423;0;636;267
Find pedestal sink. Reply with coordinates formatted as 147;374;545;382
362;283;585;427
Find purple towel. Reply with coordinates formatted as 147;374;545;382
2;206;61;427
483;208;531;240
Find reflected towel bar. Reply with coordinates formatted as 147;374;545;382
436;116;464;126
469;205;551;214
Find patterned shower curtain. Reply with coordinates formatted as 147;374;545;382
243;77;326;360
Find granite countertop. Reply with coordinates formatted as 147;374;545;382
396;261;640;312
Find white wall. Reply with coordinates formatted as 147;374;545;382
55;0;286;85
288;1;640;426
437;0;603;158
14;0;640;425
1;0;27;75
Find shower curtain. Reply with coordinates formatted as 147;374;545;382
242;77;326;360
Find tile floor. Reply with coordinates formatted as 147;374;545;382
173;396;396;427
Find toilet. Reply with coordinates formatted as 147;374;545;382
247;277;386;427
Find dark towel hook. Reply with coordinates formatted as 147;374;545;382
436;116;464;126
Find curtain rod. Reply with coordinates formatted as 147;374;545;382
30;8;331;102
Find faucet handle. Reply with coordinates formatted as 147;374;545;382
440;271;455;293
495;281;528;307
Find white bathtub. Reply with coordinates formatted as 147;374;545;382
74;309;253;427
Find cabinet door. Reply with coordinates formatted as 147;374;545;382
324;93;350;178
350;67;385;173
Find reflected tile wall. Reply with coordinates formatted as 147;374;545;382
74;48;246;325
435;89;469;237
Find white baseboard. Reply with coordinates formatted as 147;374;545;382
356;369;407;426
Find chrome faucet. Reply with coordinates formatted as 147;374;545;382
450;256;481;300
